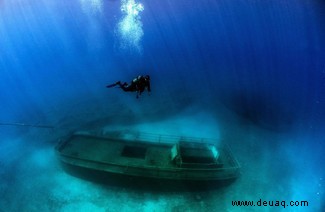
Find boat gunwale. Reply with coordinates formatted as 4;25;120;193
57;148;240;172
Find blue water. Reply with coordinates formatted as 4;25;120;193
1;0;324;211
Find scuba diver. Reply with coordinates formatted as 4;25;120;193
106;75;151;98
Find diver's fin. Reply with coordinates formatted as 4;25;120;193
106;82;119;88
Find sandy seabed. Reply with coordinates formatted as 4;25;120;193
0;100;323;212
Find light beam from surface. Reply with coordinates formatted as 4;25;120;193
80;0;103;14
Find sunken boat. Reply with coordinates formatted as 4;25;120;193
55;131;240;183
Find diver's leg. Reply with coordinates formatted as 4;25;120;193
117;82;131;92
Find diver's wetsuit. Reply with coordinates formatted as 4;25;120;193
115;75;151;98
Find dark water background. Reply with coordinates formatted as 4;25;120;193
0;0;324;211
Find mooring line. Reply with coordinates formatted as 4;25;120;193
0;123;54;129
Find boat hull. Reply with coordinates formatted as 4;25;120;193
55;132;240;184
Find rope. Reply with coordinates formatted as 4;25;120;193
0;123;54;129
